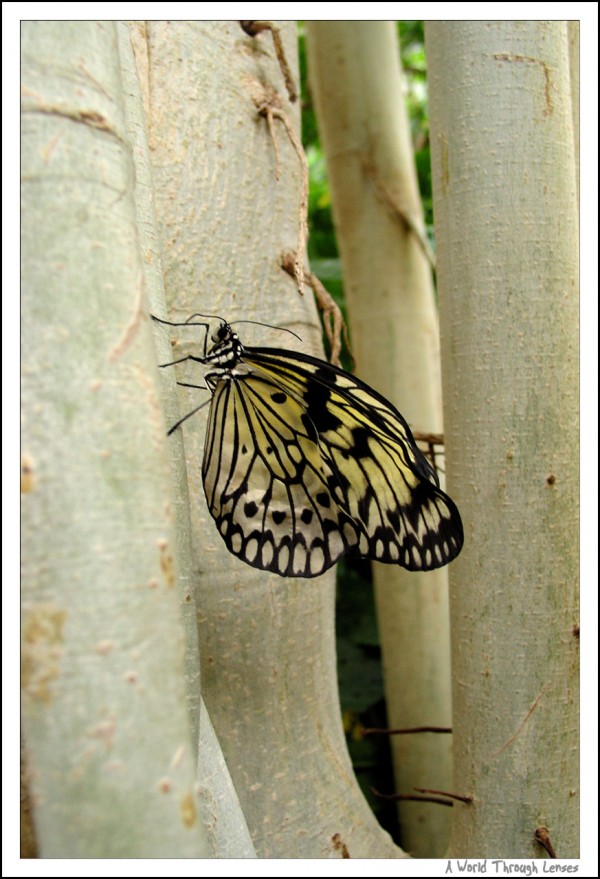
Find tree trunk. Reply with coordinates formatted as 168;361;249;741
567;22;579;199
306;21;453;856
143;21;402;858
21;21;209;857
119;23;256;856
427;20;579;858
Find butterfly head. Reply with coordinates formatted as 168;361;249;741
205;321;244;367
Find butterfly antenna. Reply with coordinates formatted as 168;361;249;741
231;319;303;342
152;312;302;341
152;312;225;328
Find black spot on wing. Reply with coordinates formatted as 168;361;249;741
316;492;331;508
244;501;259;518
350;426;371;458
303;376;342;433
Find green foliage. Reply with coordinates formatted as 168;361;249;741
398;22;433;228
305;146;338;260
335;560;382;710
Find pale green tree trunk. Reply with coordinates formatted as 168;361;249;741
119;23;256;857
21;21;210;857
567;22;579;198
306;21;453;857
427;20;579;858
143;20;402;858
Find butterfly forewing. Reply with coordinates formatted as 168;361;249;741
241;348;463;572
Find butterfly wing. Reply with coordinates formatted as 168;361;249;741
202;370;364;577
242;348;464;572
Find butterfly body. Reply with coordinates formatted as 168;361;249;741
157;316;463;578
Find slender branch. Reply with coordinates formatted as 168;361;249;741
371;788;454;808
415;787;473;805
412;432;444;446
362;725;452;736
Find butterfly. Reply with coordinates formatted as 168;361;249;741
153;313;463;578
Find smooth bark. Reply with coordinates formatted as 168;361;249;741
120;22;256;856
21;21;209;857
427;20;579;858
145;20;402;858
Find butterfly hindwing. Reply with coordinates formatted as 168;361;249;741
202;371;364;577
